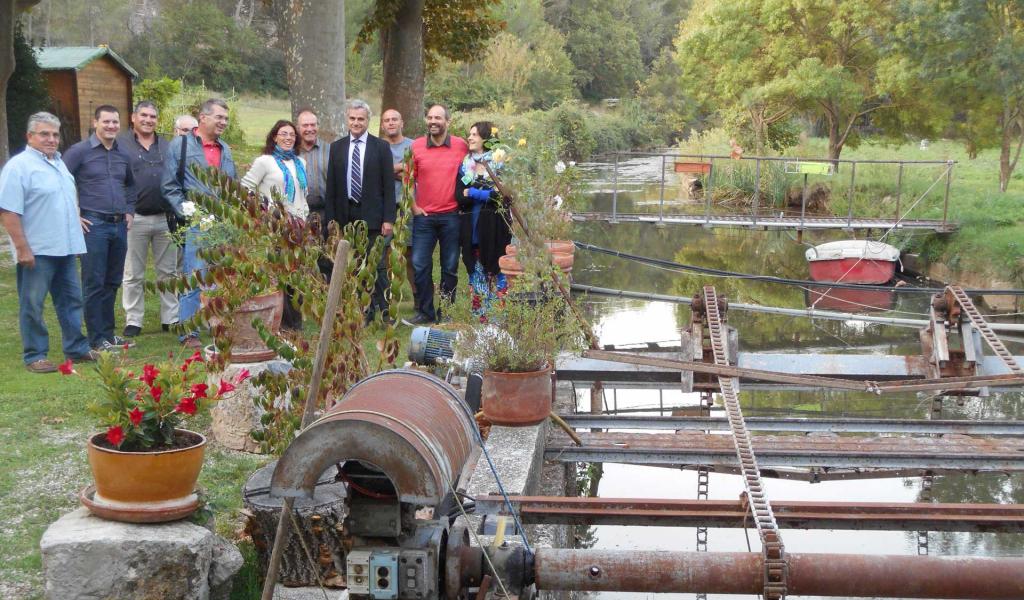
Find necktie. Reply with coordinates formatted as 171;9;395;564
350;139;362;202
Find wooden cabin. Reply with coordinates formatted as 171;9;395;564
35;46;137;146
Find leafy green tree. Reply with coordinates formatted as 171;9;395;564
558;1;644;100
674;0;938;159
1;0;41;165
357;0;503;136
897;0;1024;192
5;19;48;156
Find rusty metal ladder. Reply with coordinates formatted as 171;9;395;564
947;286;1023;375
700;286;787;599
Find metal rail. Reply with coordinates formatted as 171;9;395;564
546;431;1024;471
571;212;958;232
587;151;957;232
699;286;787;599
559;415;1024;436
475;496;1024;533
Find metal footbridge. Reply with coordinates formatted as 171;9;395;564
581;152;959;232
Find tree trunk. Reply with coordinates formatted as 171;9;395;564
380;0;425;138
243;462;349;587
998;108;1023;193
276;0;346;141
827;118;844;162
0;5;12;167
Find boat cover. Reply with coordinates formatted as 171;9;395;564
806;240;900;263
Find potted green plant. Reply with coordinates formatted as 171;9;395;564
492;137;582;281
59;351;244;522
445;277;587;425
159;168;328;364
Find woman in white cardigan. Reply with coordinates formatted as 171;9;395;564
241;119;309;331
241;119;310;220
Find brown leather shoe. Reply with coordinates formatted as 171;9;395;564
26;359;58;373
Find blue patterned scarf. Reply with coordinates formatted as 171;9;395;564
272;145;308;203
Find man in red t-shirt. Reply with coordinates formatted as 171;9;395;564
404;104;468;325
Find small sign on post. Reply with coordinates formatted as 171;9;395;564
784;161;835;176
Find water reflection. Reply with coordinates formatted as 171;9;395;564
569;159;1024;599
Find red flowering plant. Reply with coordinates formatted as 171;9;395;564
60;351;249;451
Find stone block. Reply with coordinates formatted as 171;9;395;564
40;508;243;600
209;357;291;453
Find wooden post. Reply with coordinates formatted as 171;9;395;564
300;239;350;429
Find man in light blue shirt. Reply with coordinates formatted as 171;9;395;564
0;112;97;372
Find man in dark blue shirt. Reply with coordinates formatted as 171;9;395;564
63;104;138;352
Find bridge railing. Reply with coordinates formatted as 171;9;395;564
594;151;957;230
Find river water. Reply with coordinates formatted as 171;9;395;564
568;155;1024;600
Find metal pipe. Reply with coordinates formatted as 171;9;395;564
611;153;618;222
703;157;713;224
534;549;1024;598
571;284;1024;332
847;161;856;227
658;153;666;221
752;158;761;225
591;151;957;165
943;160;953;227
895;162;904;222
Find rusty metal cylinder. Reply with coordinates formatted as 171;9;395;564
270;370;477;505
534;549;1024;599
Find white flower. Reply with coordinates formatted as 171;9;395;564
492;148;507;163
181;201;196;217
552;195;564;209
554;161;566;174
199;214;216;231
568;161;576;167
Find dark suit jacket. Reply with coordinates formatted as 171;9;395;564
325;133;396;231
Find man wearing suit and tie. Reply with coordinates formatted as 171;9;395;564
325;99;397;324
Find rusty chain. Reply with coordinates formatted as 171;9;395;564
701;286;787;599
947;286;1023;375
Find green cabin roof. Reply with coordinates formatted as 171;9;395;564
35;46;138;78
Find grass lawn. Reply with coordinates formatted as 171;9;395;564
0;240;418;598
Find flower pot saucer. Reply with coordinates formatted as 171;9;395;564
79;484;201;523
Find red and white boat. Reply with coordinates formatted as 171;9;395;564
805;240;901;284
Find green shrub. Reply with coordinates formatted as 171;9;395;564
6;22;49;154
133;77;182;116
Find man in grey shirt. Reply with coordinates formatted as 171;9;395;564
381;108;415;298
119;100;177;338
296;108;331;226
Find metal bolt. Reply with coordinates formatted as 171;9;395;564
588;566;601;579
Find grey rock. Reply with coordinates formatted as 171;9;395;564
41;508;243;600
210;536;244;600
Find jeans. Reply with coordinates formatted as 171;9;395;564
80;219;128;348
179;227;206;339
122;213;179;328
17;255;91;364
411;213;460;320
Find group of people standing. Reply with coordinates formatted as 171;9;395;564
0;96;510;373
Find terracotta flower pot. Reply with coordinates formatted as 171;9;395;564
207;289;284;362
544;240;575;256
499;254;525;280
84;429;206;522
482;366;553;426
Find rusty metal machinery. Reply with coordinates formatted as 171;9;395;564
263;307;1024;600
269;370;492;600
